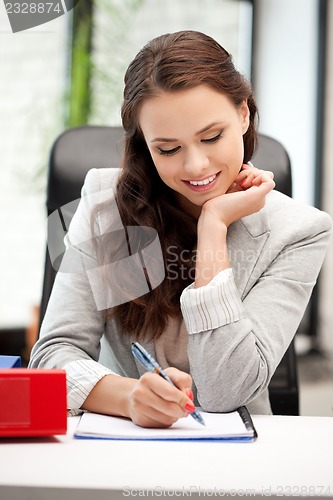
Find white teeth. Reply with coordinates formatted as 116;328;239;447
189;174;216;186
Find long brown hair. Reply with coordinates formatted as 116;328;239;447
103;31;258;340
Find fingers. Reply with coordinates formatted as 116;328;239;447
238;177;275;216
164;367;192;393
240;170;257;189
251;173;275;193
129;378;181;428
129;370;194;428
235;164;274;191
164;367;195;412
230;165;275;216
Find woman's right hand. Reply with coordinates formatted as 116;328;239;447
127;368;195;428
82;369;195;428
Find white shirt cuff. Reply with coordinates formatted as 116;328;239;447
64;359;118;410
180;268;245;334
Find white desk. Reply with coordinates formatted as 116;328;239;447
0;415;332;500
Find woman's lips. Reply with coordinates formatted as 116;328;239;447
183;172;220;192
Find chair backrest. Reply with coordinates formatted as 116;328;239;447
40;126;124;323
39;125;299;415
251;133;292;197
47;125;125;213
251;134;298;415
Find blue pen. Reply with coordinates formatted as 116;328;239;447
131;342;205;426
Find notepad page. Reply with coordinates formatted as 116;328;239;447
75;410;253;440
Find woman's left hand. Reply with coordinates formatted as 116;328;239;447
200;163;275;229
226;163;274;194
196;163;275;287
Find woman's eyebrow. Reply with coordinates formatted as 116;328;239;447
150;122;224;143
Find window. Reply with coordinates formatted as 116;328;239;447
90;0;254;124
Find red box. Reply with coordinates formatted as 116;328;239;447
0;369;67;437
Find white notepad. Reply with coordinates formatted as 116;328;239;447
74;407;257;442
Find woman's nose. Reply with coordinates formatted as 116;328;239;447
183;146;210;177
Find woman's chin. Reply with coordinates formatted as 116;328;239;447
175;194;201;218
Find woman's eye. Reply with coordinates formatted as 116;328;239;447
157;146;181;156
202;132;223;144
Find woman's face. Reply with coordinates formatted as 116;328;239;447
139;85;250;218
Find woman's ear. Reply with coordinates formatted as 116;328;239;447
240;100;250;134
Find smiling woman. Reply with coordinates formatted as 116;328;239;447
29;31;332;428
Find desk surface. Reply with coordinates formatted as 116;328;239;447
0;415;332;500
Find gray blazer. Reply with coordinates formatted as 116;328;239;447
29;168;332;414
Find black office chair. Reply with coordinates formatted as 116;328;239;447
252;135;298;415
39;125;299;415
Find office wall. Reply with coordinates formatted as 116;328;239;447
253;0;318;206
90;0;251;125
253;0;333;353
319;0;333;355
0;6;68;327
